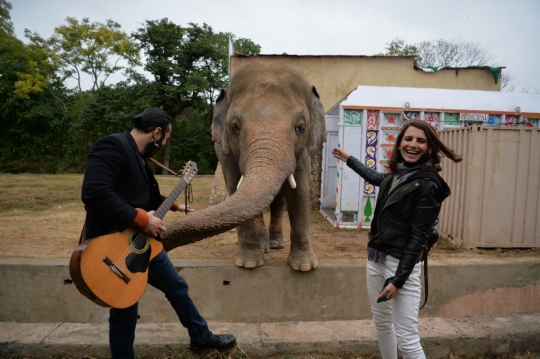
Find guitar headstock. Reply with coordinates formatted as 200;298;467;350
180;161;198;182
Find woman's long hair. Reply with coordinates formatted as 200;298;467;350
388;119;462;172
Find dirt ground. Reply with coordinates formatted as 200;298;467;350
1;204;538;262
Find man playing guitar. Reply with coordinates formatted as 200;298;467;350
81;107;236;358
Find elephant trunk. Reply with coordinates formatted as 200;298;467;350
160;145;296;252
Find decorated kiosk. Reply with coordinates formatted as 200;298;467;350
320;85;540;229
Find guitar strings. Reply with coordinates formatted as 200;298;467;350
110;168;194;275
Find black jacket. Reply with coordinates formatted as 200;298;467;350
346;156;450;288
81;131;162;240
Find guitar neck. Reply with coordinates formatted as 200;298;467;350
154;178;190;220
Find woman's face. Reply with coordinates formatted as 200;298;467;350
399;126;429;164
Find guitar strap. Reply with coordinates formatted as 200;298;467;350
79;220;87;244
149;157;178;176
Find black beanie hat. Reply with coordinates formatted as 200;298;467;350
132;107;173;133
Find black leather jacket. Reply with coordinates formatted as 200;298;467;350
346;156;450;288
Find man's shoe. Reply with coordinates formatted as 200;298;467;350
190;334;236;351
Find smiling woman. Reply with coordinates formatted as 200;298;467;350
398;126;429;163
332;119;463;358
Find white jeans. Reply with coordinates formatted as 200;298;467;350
366;256;425;359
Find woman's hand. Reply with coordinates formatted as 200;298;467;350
331;148;351;162
378;282;399;301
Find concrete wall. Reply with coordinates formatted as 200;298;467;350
230;56;502;112
1;257;539;323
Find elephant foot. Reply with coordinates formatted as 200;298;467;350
259;233;270;253
287;249;319;272
269;240;285;249
234;248;265;269
269;231;284;249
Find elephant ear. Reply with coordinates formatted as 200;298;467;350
307;86;327;158
211;88;230;155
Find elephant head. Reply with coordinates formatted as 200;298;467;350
161;62;326;253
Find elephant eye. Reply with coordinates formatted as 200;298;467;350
231;121;240;134
295;123;306;133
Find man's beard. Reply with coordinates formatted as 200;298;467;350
141;133;166;158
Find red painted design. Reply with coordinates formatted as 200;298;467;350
505;115;518;127
424;112;439;128
367;111;379;130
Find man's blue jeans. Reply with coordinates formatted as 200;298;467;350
109;250;213;359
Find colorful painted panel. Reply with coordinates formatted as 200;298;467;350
444;113;459;126
383;130;399;144
383;113;401;127
382;147;393;160
487;115;500;126
343;110;363;125
363;130;378;195
366;110;379;130
505;115;519;127
424;112;439;129
525;118;539;127
363;197;374;223
403;111;420;123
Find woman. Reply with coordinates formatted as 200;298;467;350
332;119;462;358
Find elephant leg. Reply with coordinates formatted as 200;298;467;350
283;151;318;271
254;213;270;253
235;219;266;269
269;194;286;249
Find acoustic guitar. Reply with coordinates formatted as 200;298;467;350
69;161;197;309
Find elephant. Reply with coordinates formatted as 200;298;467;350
161;61;327;272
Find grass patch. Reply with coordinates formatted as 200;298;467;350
0;173;215;214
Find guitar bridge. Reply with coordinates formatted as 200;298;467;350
103;256;131;284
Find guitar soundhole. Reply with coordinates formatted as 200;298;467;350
126;232;151;273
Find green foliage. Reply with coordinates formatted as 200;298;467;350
381;38;419;57
0;0;13;36
0;10;260;174
0;21;77;173
129;20;260;174
25;16;140;93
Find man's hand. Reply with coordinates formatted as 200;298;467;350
143;210;166;237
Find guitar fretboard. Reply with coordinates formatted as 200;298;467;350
154;178;189;219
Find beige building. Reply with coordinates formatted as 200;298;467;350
230;55;502;112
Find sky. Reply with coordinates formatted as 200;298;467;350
9;0;540;93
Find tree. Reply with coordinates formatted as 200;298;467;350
0;20;76;172
25;17;140;94
415;39;495;68
0;0;14;36
380;38;515;91
131;19;260;173
20;17;143;163
381;38;418;57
